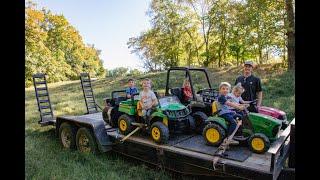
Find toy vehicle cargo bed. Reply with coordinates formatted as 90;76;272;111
63;112;292;179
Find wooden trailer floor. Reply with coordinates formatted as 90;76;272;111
78;112;283;174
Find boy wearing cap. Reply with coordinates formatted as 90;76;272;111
217;82;245;145
125;79;139;99
235;61;262;112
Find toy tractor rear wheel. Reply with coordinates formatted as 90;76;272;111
192;111;208;134
150;121;169;144
203;123;225;146
118;114;134;135
59;122;77;150
76;127;98;154
185;115;196;134
102;106;110;124
248;133;270;154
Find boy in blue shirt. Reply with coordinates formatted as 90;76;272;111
217;82;245;144
125;79;139;99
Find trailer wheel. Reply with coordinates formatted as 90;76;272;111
76;127;98;154
118;114;134;135
192;111;208;134
203;123;225;146
151;121;169;144
59;122;77;150
248;133;270;154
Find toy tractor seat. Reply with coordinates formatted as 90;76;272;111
136;101;143;116
170;87;186;103
211;101;220;115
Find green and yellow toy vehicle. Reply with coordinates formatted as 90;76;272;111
202;101;282;154
103;92;195;144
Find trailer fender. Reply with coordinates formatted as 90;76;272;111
205;116;227;131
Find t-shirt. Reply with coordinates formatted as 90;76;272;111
217;94;234;116
227;93;243;110
139;90;157;109
228;93;243;104
183;86;193;101
125;87;138;97
235;75;262;101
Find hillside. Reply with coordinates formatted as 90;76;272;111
25;64;295;179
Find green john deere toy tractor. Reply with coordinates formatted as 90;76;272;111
202;101;282;154
103;92;195;144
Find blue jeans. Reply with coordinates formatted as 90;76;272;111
220;112;242;136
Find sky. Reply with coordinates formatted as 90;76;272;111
32;0;152;71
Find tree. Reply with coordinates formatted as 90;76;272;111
285;0;295;70
25;2;105;86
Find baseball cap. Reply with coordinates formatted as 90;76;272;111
244;60;253;67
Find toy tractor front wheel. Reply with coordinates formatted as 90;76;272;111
118;114;134;135
150;122;169;144
203;123;225;146
248;133;270;154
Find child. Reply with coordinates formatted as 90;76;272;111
125;78;139;99
139;78;158;123
182;78;193;101
228;83;251;117
217;82;245;144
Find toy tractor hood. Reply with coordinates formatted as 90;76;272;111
160;103;186;111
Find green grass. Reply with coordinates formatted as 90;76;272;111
25;64;295;179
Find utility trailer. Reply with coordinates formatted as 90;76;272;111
33;73;295;180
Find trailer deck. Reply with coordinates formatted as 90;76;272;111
56;112;293;180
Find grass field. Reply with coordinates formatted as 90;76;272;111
25;64;295;179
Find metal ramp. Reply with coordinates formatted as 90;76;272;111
80;73;102;114
32;73;55;126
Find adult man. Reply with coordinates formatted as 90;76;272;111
235;61;262;112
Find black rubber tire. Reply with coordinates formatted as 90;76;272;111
202;123;226;146
76;127;98;154
281;120;289;130
150;121;169;144
118;114;134;135
192;111;208;134
59;122;77;150
102;107;110;124
248;133;270;154
185;115;196;134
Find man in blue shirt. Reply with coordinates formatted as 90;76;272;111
125;79;139;99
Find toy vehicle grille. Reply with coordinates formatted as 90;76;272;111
167;109;189;118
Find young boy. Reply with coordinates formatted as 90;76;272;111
125;79;139;99
217;82;245;144
139;78;158;123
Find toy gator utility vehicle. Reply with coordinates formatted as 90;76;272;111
202;101;282;154
103;92;195;144
166;67;288;130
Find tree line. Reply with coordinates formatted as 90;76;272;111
25;2;105;87
128;0;295;71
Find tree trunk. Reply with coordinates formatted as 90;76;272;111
286;0;295;70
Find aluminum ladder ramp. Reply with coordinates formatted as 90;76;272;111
80;73;101;114
32;73;55;126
